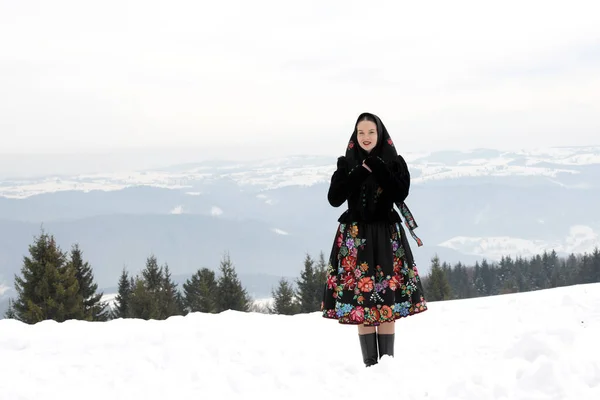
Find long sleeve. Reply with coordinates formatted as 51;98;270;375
364;155;410;203
327;157;371;207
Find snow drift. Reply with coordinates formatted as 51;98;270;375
1;283;599;399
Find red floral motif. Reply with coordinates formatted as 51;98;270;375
327;275;337;289
358;276;374;292
342;256;356;272
342;272;357;290
388;275;400;291
350;306;364;322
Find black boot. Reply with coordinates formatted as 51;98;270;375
359;333;378;367
377;333;394;359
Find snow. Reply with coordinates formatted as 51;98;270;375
2;146;599;199
170;205;185;214
1;283;599;399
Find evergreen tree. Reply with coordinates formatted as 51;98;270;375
128;276;155;320
183;268;218;313
215;252;250;312
161;264;183;318
4;299;16;319
296;253;321;313
591;247;600;283
424;255;452;301
68;244;108;321
565;253;579;286
175;291;186;315
473;261;486;296
128;255;181;320
112;268;132;319
270;278;300;315
142;255;163;292
315;251;328;303
480;259;496;296
12;230;83;323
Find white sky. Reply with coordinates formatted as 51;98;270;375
1;0;599;159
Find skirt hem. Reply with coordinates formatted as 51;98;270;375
321;304;428;326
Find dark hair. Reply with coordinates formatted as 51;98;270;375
356;112;377;128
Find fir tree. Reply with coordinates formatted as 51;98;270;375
142;255;163;292
215;252;250;312
175;291;186;315
183;268;218;313
473;261;486;296
161;264;183;318
112;268;132;319
296;253;322;313
4;299;16;319
270;278;300;315
314;251;328;302
68;244;108;321
128;276;154;320
12;230;83;323
424;255;452;301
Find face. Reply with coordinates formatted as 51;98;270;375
356;120;377;153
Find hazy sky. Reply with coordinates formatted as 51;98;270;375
1;0;599;160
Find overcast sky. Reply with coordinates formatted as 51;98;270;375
1;0;599;161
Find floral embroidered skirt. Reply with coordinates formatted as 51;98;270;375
321;220;427;326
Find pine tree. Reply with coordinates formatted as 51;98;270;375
314;251;327;302
161;264;183;318
128;276;154;320
296;253;321;313
112;268;132;319
142;255;163;292
183;268;218;313
176;291;186;315
424;255;452;301
128;255;169;319
215;252;250;312
480;259;496;295
270;278;300;315
12;230;84;323
4;299;16;319
473;261;486;296
68;244;108;321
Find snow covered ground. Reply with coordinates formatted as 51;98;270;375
1;283;599;399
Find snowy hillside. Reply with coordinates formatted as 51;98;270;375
1;283;599;399
440;225;600;260
1;146;599;199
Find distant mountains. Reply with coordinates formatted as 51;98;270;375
1;146;599;316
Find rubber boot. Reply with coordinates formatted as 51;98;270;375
377;333;394;359
359;333;378;367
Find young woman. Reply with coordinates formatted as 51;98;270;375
321;112;428;367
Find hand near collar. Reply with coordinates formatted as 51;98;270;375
363;155;385;171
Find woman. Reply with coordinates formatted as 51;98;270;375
321;112;428;367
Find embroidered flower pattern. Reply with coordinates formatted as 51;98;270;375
322;222;427;326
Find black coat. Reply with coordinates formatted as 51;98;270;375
326;154;411;224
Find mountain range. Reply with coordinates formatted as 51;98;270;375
1;146;599;316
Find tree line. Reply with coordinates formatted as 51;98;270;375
4;229;600;323
423;248;600;301
2;229;328;322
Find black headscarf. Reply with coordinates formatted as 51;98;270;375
341;112;424;248
344;112;398;167
343;112;398;220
